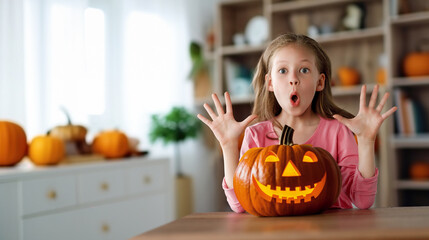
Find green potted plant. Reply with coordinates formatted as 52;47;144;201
188;41;212;99
150;106;200;218
149;106;200;176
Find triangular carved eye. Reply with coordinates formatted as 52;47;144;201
265;151;279;162
303;151;318;163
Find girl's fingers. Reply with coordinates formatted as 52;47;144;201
368;84;379;109
197;114;212;127
212;93;225;115
241;114;258;128
382;106;398;120
376;92;390;112
224;92;233;114
203;103;217;120
360;84;367;110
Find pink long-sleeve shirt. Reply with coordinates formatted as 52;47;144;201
223;116;378;213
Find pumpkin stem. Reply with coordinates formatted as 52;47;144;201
280;125;294;146
60;106;72;125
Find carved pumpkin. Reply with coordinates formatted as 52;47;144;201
403;52;429;77
28;135;65;165
233;125;341;216
338;67;360;86
91;130;129;159
0;121;27;166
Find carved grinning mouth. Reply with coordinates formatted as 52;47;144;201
252;173;326;204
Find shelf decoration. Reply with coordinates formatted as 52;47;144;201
244;16;268;46
403;51;429;77
341;3;366;31
394;89;426;136
337;67;360;86
233;125;341;216
409;161;429;180
224;59;253;97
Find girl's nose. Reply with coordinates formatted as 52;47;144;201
289;77;299;86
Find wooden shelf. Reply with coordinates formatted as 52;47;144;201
271;0;355;13
392;134;429;148
390;11;429;26
396;180;429;190
392;77;429;87
332;83;377;97
220;45;266;56
315;27;384;44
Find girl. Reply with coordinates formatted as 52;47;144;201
197;33;397;212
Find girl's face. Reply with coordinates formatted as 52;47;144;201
266;44;325;117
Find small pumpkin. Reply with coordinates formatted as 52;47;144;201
91;130;129;159
0;121;27;166
28;135;65;165
233;125;341;216
403;52;429;77
49;107;87;142
338;67;360;86
409;161;429;180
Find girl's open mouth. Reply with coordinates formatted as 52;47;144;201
290;92;300;107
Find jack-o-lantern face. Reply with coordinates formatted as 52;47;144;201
233;125;341;216
253;150;326;204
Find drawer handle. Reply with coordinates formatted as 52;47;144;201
46;190;57;200
101;223;110;233
143;176;152;184
100;182;109;191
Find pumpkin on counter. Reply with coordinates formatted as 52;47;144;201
233;125;341;216
0;121;27;166
92;130;129;159
403;52;429;77
28;135;65;165
49;107;87;142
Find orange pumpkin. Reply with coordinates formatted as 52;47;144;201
403;52;429;77
338;67;360;86
28;135;65;165
233;125;341;216
409;161;429;180
0;121;27;166
92;130;129;159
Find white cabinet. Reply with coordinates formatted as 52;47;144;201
0;156;173;240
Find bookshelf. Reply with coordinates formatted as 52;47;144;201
387;0;429;206
196;0;429;207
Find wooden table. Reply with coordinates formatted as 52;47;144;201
131;207;429;240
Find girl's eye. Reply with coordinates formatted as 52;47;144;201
300;68;310;74
279;68;287;74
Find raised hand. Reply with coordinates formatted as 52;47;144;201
333;84;397;141
197;92;257;148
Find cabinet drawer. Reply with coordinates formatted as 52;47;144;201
79;194;168;240
21;175;77;216
127;164;166;195
78;169;125;204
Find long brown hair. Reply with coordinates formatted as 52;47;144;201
252;33;354;130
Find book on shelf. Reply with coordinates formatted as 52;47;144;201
224;59;253;97
394;89;426;136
